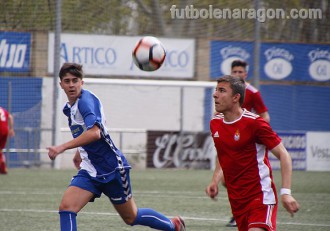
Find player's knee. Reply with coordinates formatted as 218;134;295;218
59;203;68;211
59;201;76;212
120;209;138;226
123;215;136;225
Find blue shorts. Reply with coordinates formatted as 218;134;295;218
69;169;132;204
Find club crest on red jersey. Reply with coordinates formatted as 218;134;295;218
234;130;240;141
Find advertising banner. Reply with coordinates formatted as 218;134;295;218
269;132;307;171
306;132;330;171
147;130;330;171
48;33;195;78
260;43;330;81
0;32;31;73
146;131;216;169
210;40;330;82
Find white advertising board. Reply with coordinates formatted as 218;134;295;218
306;132;330;171
48;33;195;78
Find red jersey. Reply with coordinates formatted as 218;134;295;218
210;109;281;216
0;107;9;136
243;83;268;114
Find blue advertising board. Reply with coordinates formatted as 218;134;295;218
0;32;31;72
269;132;306;171
210;40;330;82
210;41;254;80
260;43;330;81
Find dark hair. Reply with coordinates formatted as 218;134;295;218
231;60;247;70
59;63;84;80
217;75;245;106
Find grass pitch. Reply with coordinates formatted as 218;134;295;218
0;168;329;231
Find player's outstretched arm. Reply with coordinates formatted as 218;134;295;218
47;125;101;160
206;159;223;201
271;143;300;216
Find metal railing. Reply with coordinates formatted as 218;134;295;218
3;127;147;169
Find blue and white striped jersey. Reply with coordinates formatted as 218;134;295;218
63;89;130;182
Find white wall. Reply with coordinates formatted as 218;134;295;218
82;79;213;131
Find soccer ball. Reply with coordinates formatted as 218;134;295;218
132;36;166;71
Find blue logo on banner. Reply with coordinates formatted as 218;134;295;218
308;48;330;81
210;41;254;80
0;32;31;72
263;45;294;80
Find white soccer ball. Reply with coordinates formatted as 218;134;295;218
132;36;166;71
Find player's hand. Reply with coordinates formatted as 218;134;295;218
281;194;300;217
205;182;219;201
8;129;15;137
47;145;65;160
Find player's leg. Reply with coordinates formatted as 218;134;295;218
0;133;8;174
0;151;8;174
107;169;185;230
59;170;101;231
59;185;94;212
58;186;94;231
113;197;185;231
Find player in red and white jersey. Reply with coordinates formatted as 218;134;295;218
217;60;270;227
211;110;279;211
231;60;270;123
0;107;15;174
206;75;299;231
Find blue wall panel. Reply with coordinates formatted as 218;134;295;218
260;84;330;131
0;77;42;167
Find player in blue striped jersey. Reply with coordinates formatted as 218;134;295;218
47;63;185;231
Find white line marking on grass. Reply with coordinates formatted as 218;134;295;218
1;190;330;204
0;191;62;195
277;221;330;227
0;208;119;216
0;208;329;228
0;190;227;200
2;189;330;210
0;208;58;213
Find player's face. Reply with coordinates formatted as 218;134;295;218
60;74;84;105
213;82;237;113
231;66;247;80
